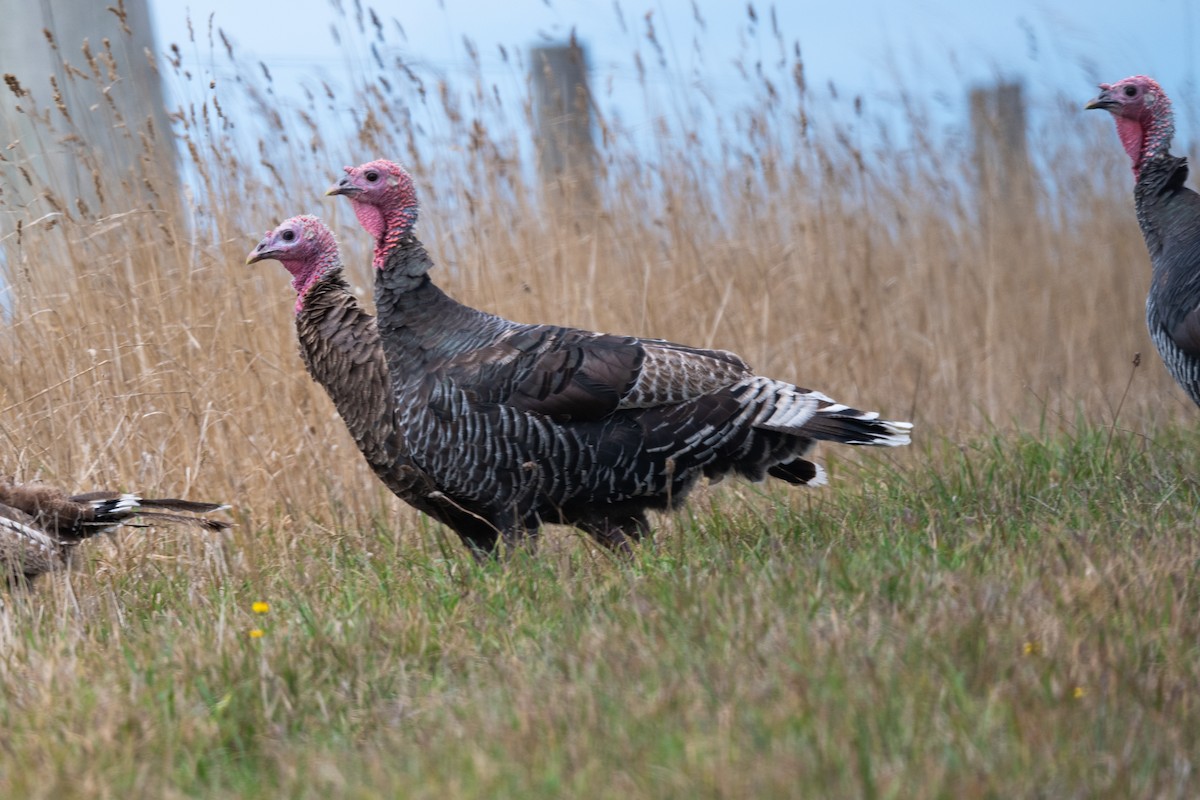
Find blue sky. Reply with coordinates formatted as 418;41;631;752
149;0;1199;146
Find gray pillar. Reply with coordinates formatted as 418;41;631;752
0;0;176;226
971;80;1032;218
531;42;596;211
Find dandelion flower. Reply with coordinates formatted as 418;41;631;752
252;601;270;614
249;628;264;639
1023;642;1039;656
1073;686;1085;699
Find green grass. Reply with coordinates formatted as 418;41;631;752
2;420;1198;798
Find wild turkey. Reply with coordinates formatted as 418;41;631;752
0;479;229;585
248;215;502;556
1088;75;1200;407
328;159;912;553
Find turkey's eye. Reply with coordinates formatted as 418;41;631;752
365;170;380;182
1123;85;1137;97
281;229;296;242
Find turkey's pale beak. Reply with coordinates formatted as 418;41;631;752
1085;89;1116;111
246;238;278;265
325;175;362;197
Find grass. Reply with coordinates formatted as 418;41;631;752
1;4;1199;797
1;421;1198;797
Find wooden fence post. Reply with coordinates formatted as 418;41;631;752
0;0;176;232
531;41;596;212
971;80;1032;219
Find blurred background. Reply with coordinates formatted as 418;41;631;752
148;0;1199;140
0;0;1196;503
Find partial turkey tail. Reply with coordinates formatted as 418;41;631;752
72;492;142;522
759;407;910;488
802;409;913;447
134;498;231;515
739;378;912;447
767;459;827;487
120;511;231;531
73;492;232;529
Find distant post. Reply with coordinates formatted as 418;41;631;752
970;80;1032;218
531;42;596;212
970;80;1035;421
0;0;177;226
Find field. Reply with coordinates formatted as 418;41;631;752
1;11;1199;798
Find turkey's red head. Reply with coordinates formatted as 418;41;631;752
1086;75;1174;178
326;159;419;257
248;215;341;310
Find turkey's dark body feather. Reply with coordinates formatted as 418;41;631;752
1136;155;1200;406
0;480;229;585
295;272;501;554
373;236;911;551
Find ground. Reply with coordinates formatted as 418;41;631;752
2;421;1196;798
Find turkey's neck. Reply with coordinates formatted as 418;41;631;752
1133;153;1187;263
295;272;364;389
296;270;352;315
1129;102;1179;265
370;204;417;271
286;251;342;313
373;234;509;379
295;273;428;497
1126;106;1175;181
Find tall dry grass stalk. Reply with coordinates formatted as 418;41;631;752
0;8;1190;541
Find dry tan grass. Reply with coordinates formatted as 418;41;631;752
0;16;1198;797
2;12;1191;555
1;31;1188;513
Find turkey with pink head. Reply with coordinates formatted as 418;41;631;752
1088;75;1200;407
328;160;912;554
248;215;500;556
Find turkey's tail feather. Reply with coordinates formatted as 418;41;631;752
129;498;231;515
767;459;827;487
801;410;913;447
71;493;232;530
119;511;231;531
737;378;913;447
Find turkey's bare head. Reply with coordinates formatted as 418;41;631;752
1087;75;1174;178
326;160;419;262
248;215;341;309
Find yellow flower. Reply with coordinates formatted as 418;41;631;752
249;628;264;639
1023;641;1039;656
252;601;270;614
1073;686;1085;699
